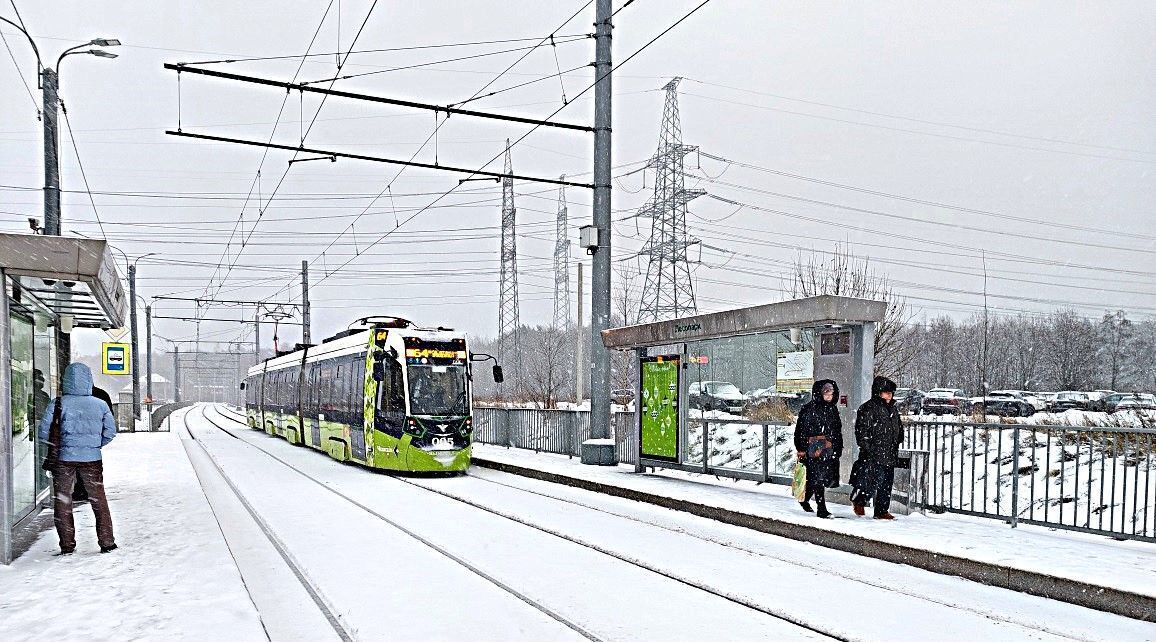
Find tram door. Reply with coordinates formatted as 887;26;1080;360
348;353;367;461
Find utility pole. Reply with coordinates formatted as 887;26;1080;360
301;261;311;344
129;264;140;421
42;68;61;236
173;345;181;403
585;0;616;464
576;261;586;403
145;304;153;405
254;308;261;361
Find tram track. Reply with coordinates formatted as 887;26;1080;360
200;404;848;642
448;472;1105;642
192;405;609;642
209;403;1130;642
179;407;356;642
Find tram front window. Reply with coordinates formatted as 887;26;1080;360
408;365;468;416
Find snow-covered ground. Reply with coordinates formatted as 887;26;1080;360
0;428;266;641
473;443;1156;600
197;404;1153;641
5;404;1152;641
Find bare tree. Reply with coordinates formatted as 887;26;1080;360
520;325;574;409
1100;310;1133;390
1043;310;1098;390
790;244;914;378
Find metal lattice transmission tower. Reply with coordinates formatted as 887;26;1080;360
497;140;522;385
636;78;705;323
552;178;571;330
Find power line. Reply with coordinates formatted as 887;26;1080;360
696;151;1156;242
0;27;38;117
59;103;107;237
698;175;1155;254
683;78;1155;157
681;91;1156;165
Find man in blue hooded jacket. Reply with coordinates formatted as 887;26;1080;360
38;363;117;554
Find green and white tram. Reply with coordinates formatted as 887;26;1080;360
241;317;500;473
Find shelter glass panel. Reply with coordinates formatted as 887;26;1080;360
683;329;815;474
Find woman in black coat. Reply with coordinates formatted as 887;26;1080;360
793;379;843;518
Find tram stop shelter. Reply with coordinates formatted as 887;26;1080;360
602;295;888;492
0;232;127;563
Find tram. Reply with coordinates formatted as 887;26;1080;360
241;316;501;473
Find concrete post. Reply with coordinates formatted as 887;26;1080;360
129;264;140;421
301;261;311;345
576;261;585;402
584;0;616;465
42;69;61;236
173;345;181;403
145;305;153;404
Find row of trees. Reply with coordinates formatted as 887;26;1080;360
894;310;1156;395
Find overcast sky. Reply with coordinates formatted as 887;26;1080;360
2;1;1153;355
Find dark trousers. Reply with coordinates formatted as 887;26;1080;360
803;480;827;506
52;461;115;552
852;461;896;515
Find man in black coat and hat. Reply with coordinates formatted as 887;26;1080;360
850;375;903;519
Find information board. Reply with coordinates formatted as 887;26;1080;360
102;342;131;375
639;355;680;461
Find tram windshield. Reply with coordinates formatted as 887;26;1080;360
408;364;468;416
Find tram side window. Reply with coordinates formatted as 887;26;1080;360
349;354;365;426
377;358;406;416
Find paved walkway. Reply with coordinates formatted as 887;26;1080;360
0;431;266;641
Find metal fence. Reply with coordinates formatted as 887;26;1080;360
473;407;637;464
906;421;1155;542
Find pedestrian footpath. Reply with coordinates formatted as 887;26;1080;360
472;443;1156;621
0;431;266;641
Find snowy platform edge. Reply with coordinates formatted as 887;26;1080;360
472;456;1156;623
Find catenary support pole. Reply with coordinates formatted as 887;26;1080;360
584;0;616;464
129;264;140;421
301;261;311;345
173;345;181;403
145;304;153;404
254;308;260;361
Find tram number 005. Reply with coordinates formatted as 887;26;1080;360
430;437;455;450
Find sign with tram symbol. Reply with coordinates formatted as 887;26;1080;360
102;342;131;375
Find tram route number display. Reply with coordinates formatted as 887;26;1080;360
640;356;680;461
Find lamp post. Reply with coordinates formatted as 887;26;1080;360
1;20;120;389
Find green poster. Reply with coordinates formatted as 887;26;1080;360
640;357;679;460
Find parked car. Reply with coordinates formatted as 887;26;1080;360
894;388;926;414
970;392;1036;417
689;380;747;415
1052;391;1091;411
1037;392;1059;411
1109;393;1156;412
922;388;968;415
1087;390;1117;412
611;388;635;405
991;390;1047;412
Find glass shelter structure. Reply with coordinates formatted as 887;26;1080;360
602;295;886;485
0;233;126;563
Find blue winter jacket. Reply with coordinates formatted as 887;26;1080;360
38;363;116;462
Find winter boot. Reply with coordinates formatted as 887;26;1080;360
853;504;865;517
799;501;813;513
874;512;896;520
816;505;832;519
100;544;118;554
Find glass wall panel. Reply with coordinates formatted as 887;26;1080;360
9;310;35;523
